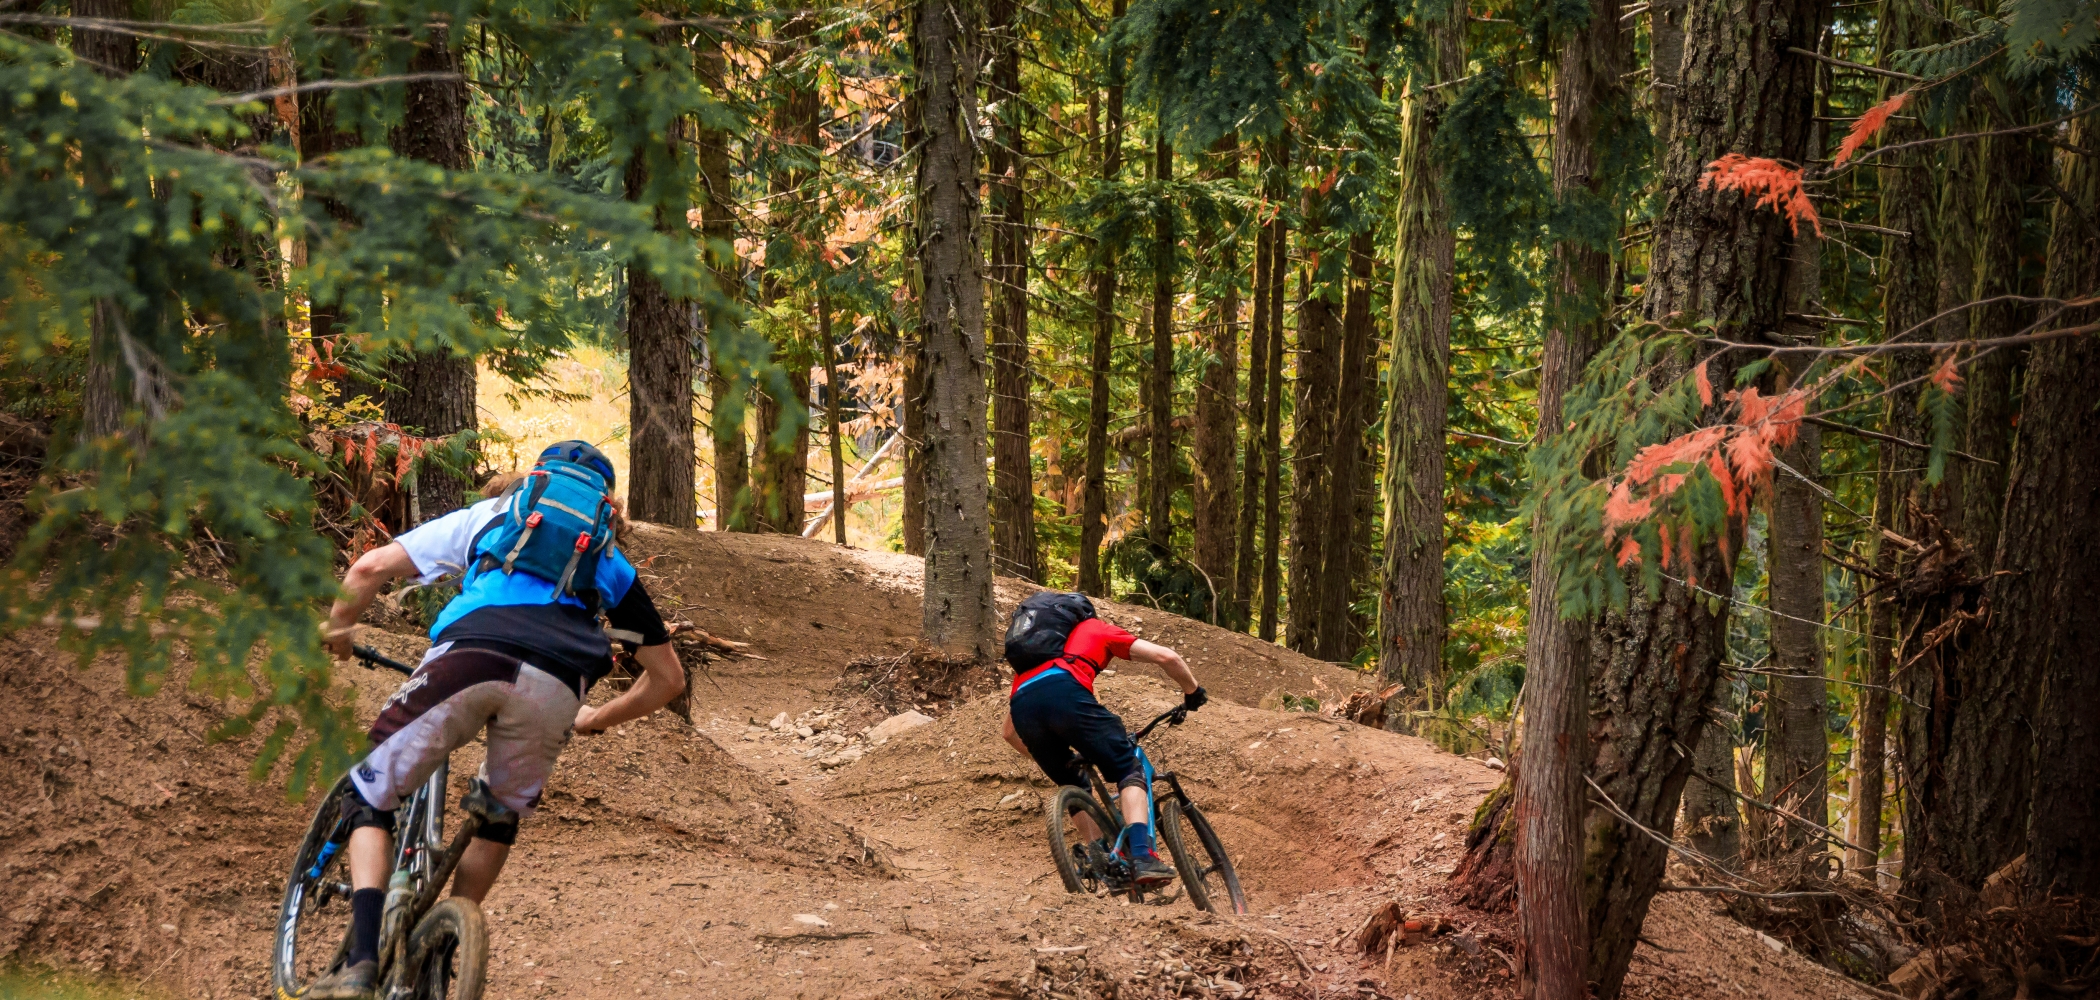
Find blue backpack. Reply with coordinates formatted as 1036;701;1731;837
466;459;617;610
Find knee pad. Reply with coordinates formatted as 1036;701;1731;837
472;815;520;845
1116;770;1148;793
339;783;395;834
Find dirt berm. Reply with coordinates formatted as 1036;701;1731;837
0;527;1878;1000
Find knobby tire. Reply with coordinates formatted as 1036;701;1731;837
1047;786;1117;895
1160;798;1247;914
273;775;355;999
405;896;489;1000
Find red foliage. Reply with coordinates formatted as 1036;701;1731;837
1599;376;1813;569
1701;154;1822;237
1931;351;1965;394
1695;359;1714;408
1834;91;1910;168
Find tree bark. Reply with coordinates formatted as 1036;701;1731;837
1847;490;1893;877
1516;0;1622;993
902;318;929;556
1233;159;1272;629
1285;200;1335;655
753;15;818;536
1146;133;1177;547
1193;135;1240;622
383;42;476;520
1576;0;1824;986
912;0;996;657
72;0;140;444
1955;103;2032;567
987;0;1038;580
1316;232;1375;662
1377;13;1463;712
625;109;697;528
1764;209;1827;864
2009;115;2100;896
821;296;848;544
696;37;751;532
1077;6;1125;595
1259;167;1288;642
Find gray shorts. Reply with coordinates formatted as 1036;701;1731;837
349;643;578;818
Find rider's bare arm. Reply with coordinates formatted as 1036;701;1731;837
325;542;418;658
573;642;686;734
1126;639;1198;695
1001;713;1030;755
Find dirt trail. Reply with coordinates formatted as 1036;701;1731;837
0;527;1877;1000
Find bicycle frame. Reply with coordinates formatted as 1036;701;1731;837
1086;706;1195;858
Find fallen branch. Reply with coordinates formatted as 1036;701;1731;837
757;930;875;942
1658;883;1846;900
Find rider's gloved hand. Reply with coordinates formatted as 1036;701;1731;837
1181;686;1208;712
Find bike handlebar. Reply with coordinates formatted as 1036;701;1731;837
353;645;414;676
1130;705;1190;743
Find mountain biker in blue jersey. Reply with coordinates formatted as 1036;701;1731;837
306;441;685;999
1000;593;1206;886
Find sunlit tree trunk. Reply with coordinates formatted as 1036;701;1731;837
911;0;996;657
1317;232;1375;661
1233;147;1273;629
72;0;140;444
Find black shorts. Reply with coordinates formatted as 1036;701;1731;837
1010;671;1142;791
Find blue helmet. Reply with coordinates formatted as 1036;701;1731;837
537;440;615;491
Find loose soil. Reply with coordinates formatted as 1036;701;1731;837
0;527;1881;1000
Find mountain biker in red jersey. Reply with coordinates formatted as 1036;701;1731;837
306;441;685;999
1000;593;1206;885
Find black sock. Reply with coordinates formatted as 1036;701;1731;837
347;888;385;966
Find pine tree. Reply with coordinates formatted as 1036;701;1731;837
624;53;698;528
911;0;997;656
987;0;1039;581
1192;134;1240;622
1078;5;1126;596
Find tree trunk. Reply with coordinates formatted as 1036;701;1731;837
1764;223;1827;864
1848;490;1893;877
696;38;751;532
1285;201;1335;655
1376;12;1462;712
2009;115;2100;896
625;112;697;527
753;17;818;536
987;0;1038;580
912;0;996;657
1682;722;1743;867
383;43;475;520
1233;159;1272;629
1956;104;2032;567
1146;133;1177;547
72;0;140;444
1316;233;1375;661
1077;7;1125;595
1259;168;1288;642
821;296;848;545
1516;0;1622;993
1193;136;1240;622
902;319;929;556
1577;0;1823;986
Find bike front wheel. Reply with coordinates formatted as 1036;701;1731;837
1047;786;1118;895
404;896;489;1000
273;774;356;999
1160;798;1247;914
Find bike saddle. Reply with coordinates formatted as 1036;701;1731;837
460;778;519;826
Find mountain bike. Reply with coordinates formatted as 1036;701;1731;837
1045;704;1247;914
272;646;512;1000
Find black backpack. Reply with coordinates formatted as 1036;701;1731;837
1004;591;1098;672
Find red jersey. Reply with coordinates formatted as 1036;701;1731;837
1009;618;1136;695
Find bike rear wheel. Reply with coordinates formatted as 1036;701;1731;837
1160;798;1247;914
273;775;356;997
1047;786;1118;894
405;896;488;1000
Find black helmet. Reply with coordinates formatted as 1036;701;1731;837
537;440;615;491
